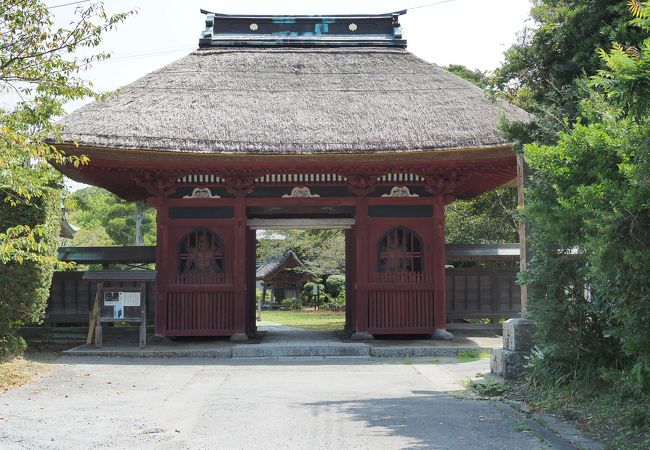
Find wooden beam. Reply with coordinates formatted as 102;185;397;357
247;218;356;229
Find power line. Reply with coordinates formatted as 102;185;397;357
406;0;459;10
93;46;195;63
50;1;463;62
49;0;91;9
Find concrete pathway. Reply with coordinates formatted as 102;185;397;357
0;355;599;449
256;322;340;343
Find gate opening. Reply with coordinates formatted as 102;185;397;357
252;222;353;339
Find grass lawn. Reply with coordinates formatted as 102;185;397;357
0;356;48;392
457;349;492;362
260;310;346;331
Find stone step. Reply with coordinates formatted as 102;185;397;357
232;343;369;358
62;346;233;358
369;346;494;358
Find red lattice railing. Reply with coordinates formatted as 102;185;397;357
368;289;434;331
168;272;232;286
166;291;234;333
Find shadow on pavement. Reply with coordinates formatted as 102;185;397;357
304;393;575;450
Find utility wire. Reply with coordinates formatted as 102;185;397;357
104;46;195;61
53;0;464;62
406;0;459;10
49;0;91;9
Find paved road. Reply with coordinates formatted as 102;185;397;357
0;356;579;449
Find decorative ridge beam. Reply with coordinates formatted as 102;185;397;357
199;10;407;48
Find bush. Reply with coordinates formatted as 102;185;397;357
301;281;324;301
0;188;60;357
324;291;346;311
280;297;303;311
324;274;345;297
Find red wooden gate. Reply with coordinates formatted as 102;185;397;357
160;223;236;336
366;220;436;333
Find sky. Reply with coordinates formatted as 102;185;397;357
12;0;532;190
49;0;531;97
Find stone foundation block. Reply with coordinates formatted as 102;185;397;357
490;348;529;380
351;332;374;341
431;328;454;340
229;333;248;342
503;318;536;352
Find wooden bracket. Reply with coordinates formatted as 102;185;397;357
132;172;178;199
423;169;471;197
346;174;377;196
223;175;256;197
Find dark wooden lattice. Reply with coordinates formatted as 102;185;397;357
377;227;423;273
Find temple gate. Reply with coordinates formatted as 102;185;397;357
53;11;526;341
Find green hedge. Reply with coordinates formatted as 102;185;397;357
324;274;345;297
0;188;60;357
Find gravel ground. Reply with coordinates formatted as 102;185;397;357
0;356;580;449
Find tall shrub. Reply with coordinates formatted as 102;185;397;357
0;188;60;356
523;1;650;396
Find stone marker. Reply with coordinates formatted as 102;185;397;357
491;318;536;379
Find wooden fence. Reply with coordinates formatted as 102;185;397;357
46;267;520;325
446;268;521;320
45;271;156;325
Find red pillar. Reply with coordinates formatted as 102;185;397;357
352;196;373;340
231;196;248;341
245;227;257;334
345;228;356;332
432;194;453;340
152;202;167;337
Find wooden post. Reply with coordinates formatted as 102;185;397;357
139;283;147;348
432;195;453;340
352;196;372;340
86;281;103;345
95;320;102;348
517;153;528;316
259;283;266;321
246;227;257;334
345;227;356;332
231;196;248;341
154;205;167;336
269;285;275;308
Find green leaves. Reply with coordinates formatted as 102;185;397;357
257;229;345;279
65;186;156;247
0;1;132;356
445;188;518;245
522;0;650;399
492;0;644;145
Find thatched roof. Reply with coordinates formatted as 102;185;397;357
57;47;528;155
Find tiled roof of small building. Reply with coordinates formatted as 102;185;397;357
256;251;307;280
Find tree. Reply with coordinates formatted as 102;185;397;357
445;188;518;244
257;229;345;281
492;0;644;144
442;64;518;245
444;64;488;89
0;0;132;261
522;0;650;432
66;186;156;247
0;1;132;355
